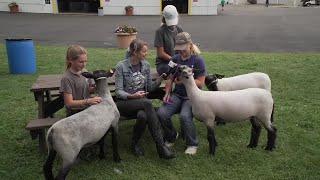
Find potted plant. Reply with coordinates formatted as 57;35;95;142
114;25;138;48
8;2;19;13
125;5;133;16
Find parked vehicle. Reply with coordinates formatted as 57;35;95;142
302;0;319;6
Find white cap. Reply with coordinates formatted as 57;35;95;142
162;5;179;26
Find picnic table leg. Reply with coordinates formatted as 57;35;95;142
36;92;47;153
39;130;46;153
44;95;64;118
45;90;54;118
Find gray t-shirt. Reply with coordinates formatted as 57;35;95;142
60;69;90;112
154;25;183;64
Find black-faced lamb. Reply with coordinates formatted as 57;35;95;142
205;72;272;125
43;70;121;180
178;65;277;155
205;72;271;92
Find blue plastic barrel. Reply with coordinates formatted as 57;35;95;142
6;38;36;74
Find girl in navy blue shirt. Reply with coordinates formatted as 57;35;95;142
157;32;206;155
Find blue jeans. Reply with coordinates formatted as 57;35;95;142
157;94;198;147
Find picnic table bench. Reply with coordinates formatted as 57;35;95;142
26;69;165;152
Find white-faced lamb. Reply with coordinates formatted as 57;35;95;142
43;69;121;180
178;65;277;155
205;72;271;92
205;72;272;125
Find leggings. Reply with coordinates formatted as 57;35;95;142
116;98;165;145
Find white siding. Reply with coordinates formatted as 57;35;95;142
191;0;218;15
104;0;160;15
3;0;299;15
257;0;289;4
0;0;53;13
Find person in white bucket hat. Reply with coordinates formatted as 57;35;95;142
154;5;183;76
162;5;179;26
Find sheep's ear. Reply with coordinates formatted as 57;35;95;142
81;72;95;79
106;68;115;77
205;75;214;85
215;73;225;79
206;74;217;81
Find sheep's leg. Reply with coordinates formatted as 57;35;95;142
55;162;74;180
265;125;277;151
111;127;121;162
43;148;56;180
247;117;262;148
55;148;79;180
98;133;107;159
207;127;217;155
265;104;277;150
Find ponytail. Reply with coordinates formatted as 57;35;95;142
191;43;201;55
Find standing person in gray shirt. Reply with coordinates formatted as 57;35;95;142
115;39;175;159
154;5;183;76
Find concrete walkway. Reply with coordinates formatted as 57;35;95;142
1;5;320;52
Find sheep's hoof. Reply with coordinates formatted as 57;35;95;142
247;144;257;148
264;145;275;151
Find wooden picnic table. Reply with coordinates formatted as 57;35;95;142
27;69;164;152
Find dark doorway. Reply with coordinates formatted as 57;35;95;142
162;0;188;14
58;0;100;13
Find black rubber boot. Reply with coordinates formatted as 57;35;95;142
131;111;147;156
142;100;175;159
147;112;175;159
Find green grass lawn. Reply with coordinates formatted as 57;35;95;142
0;44;319;179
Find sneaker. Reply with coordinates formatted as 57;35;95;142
185;146;198;155
164;132;179;147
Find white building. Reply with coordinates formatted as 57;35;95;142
0;0;219;15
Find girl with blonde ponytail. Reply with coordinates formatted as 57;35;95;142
157;32;207;155
60;45;102;116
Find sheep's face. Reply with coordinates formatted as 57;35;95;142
81;69;115;80
205;74;225;91
178;65;193;79
205;74;218;91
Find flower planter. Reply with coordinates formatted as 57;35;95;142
115;32;137;49
125;8;133;16
9;5;19;13
125;6;133;16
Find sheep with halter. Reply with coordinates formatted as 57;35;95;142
205;72;271;92
43;69;121;180
205;72;272;125
177;65;277;155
